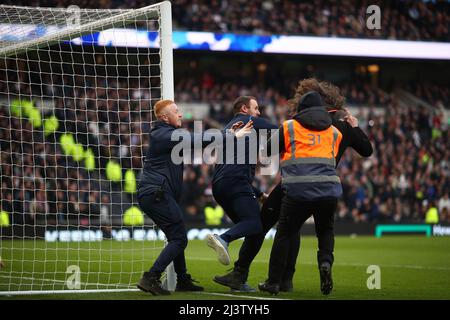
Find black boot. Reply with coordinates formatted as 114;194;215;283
213;266;248;290
319;262;333;295
258;280;280;295
280;269;295;292
176;274;204;292
279;278;293;292
137;272;171;296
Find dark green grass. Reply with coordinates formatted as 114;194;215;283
1;236;450;300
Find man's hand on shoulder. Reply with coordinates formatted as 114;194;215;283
343;109;359;128
230;120;254;138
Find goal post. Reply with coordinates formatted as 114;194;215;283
0;1;176;295
158;1;176;292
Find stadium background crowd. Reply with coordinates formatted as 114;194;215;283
0;0;449;227
4;0;449;41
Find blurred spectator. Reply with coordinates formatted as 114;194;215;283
203;196;225;226
439;193;450;221
425;200;439;224
100;194;112;226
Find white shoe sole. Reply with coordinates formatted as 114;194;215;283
206;234;230;265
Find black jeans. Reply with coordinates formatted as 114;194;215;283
213;178;262;243
268;195;337;284
233;184;300;282
138;192;188;280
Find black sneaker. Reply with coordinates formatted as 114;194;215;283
279;279;293;292
176;274;204;292
319;262;333;295
213;266;248;290
258;280;280;295
137;272;171;296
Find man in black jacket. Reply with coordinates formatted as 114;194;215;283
137;99;252;295
213;80;373;293
206;96;277;268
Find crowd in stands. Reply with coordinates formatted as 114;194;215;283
336;103;449;223
3;0;449;42
175;75;450;224
0;57;155;226
170;0;449;41
0;106;120;226
0;56;449;227
403;82;449;108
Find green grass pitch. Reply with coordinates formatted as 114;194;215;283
1;236;449;300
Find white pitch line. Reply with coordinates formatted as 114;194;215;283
0;275;132;288
186;256;450;271
0;289;140;296
0;275;287;300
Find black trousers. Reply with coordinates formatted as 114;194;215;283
138;192;188;280
268;195;337;284
234;184;300;282
213;178;262;243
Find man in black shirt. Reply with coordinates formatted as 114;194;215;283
206;96;277;268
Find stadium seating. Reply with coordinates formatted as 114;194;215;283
3;0;449;41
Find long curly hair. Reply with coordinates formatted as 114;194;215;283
288;78;345;115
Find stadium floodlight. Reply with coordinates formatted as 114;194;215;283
0;1;176;295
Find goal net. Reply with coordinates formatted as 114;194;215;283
0;1;175;295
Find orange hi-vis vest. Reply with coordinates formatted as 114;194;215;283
280;119;343;201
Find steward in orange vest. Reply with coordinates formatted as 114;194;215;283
260;91;343;296
280;107;343;201
215;86;372;294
